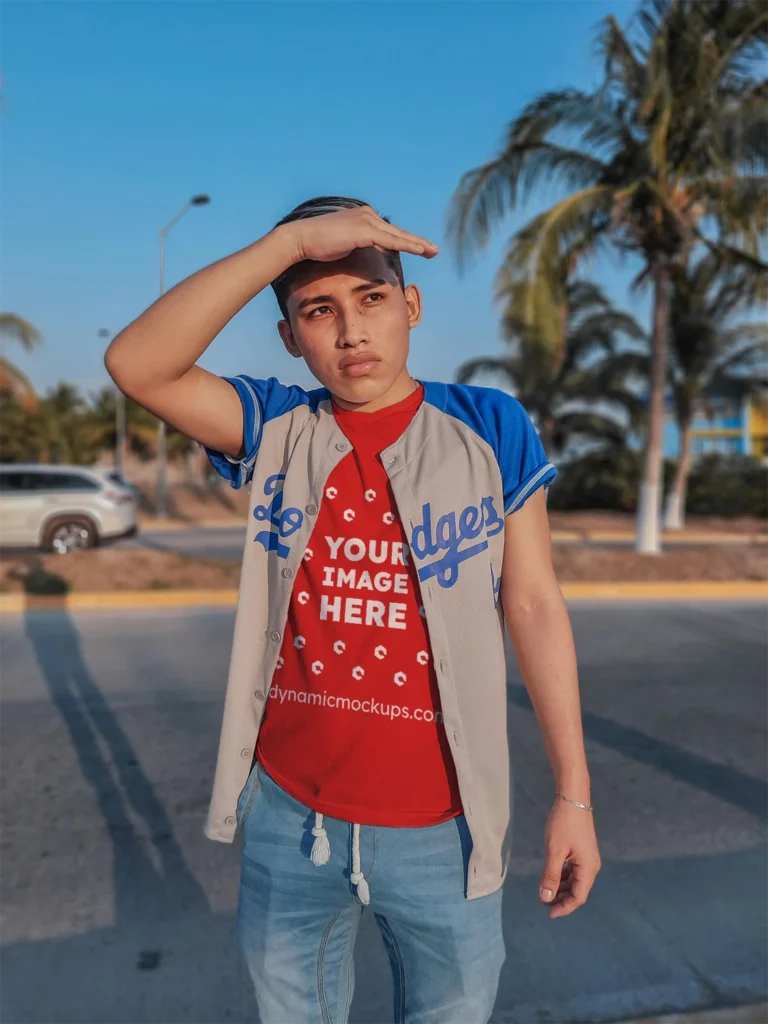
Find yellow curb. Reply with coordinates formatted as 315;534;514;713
561;581;768;600
611;1001;768;1024
551;530;582;543
0;589;239;614
588;530;766;544
139;519;245;531
1;582;766;614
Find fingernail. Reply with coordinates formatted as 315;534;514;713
540;888;554;901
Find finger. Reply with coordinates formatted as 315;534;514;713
539;861;565;903
548;891;582;918
549;866;595;918
569;864;596;906
371;224;439;257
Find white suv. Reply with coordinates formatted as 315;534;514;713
0;464;138;553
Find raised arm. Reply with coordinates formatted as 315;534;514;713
104;207;438;458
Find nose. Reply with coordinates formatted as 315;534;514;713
338;310;370;349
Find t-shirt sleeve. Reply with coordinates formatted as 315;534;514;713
497;394;557;514
204;375;298;489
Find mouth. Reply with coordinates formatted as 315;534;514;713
339;354;381;378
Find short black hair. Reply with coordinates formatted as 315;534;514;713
270;196;405;320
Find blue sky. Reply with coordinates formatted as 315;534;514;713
1;0;646;397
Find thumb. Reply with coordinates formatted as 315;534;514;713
539;856;563;903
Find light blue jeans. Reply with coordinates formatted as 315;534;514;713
236;762;505;1024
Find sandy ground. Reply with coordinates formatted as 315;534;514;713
1;542;765;593
547;510;768;536
0;549;241;594
138;484;767;536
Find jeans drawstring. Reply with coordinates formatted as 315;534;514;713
310;811;370;905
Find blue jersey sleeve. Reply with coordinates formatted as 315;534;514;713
205;376;318;488
497;393;557;514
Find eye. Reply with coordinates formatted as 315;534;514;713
308;305;332;318
365;292;385;303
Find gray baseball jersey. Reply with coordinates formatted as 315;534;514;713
204;377;556;899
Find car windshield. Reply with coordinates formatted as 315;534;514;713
106;471;132;488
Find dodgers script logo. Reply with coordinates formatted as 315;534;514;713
253;474;303;558
410;497;504;588
491;564;501;607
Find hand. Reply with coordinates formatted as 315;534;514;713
283;205;439;265
539;796;601;919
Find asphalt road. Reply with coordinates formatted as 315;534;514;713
1;603;766;1024
130;526;246;561
126;525;767;564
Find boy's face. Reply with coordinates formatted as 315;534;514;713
278;248;422;406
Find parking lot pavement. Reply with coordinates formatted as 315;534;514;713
1;603;765;1023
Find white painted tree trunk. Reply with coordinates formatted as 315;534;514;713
636;262;670;555
636;481;662;553
663;423;692;531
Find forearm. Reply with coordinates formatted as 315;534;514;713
504;591;591;801
105;225;296;399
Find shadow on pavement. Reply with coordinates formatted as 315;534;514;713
0;608;258;1024
508;684;768;820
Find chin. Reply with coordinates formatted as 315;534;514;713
332;373;393;404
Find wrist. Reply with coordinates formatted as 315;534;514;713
268;222;304;270
555;770;591;804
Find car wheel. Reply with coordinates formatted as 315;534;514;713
43;517;98;554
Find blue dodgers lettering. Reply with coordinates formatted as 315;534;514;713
253;474;303;558
411;497;505;588
490;564;501;607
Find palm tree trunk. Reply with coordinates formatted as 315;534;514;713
663;417;692;531
636;260;670;554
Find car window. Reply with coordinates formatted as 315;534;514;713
37;472;100;492
0;471;39;492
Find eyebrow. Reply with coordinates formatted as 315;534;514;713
296;279;389;311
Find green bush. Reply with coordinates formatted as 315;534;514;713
686;455;768;518
548;448;644;512
549;448;767;517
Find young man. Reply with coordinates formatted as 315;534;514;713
106;197;600;1024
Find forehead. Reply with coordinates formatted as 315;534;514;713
287;248;398;303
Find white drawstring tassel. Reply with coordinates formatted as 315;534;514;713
310;812;331;866
350;823;370;905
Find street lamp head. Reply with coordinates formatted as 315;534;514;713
191;194;211;206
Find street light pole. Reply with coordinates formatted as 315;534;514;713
156;193;210;518
98;328;126;475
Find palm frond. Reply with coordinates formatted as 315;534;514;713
455;357;521;388
446;89;609;263
0;313;42;352
0;356;38;410
493;186;616;353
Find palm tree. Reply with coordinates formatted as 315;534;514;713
36;383;102;465
0;313;42;410
457;279;646;458
663;253;768;528
448;0;767;552
89;385;199;473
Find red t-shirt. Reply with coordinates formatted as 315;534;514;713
256;384;462;826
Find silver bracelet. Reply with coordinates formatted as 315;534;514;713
556;792;593;811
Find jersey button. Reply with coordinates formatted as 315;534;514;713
240;748;251;759
305;504;318;515
335;442;349;452
269;630;281;643
254;690;266;701
281;567;294;579
224;816;236;826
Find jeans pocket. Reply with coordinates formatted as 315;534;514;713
236;761;262;828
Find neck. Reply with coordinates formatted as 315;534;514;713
332;368;417;413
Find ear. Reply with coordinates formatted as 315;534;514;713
278;318;302;359
404;284;422;328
